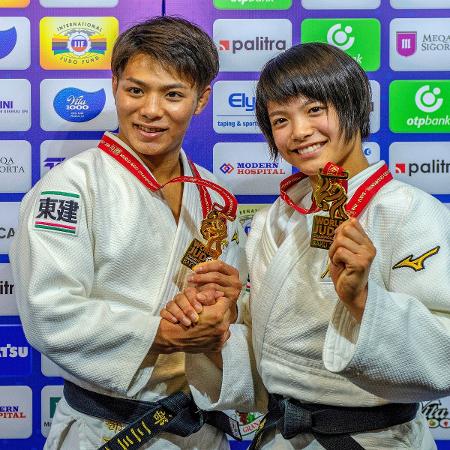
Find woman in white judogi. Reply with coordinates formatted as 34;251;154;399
163;43;450;449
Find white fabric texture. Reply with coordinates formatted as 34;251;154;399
10;132;247;450
187;161;449;449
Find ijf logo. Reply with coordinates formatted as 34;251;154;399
0;18;30;70
41;79;118;131
0;386;32;439
390;18;450;71
213;81;259;134
213;19;292;71
389;142;450;195
40;17;118;70
389;80;450;133
0;325;32;377
301;19;380;71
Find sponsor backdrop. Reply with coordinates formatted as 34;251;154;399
0;0;449;448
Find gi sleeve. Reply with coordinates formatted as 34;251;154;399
185;211;268;412
323;186;450;402
9;166;159;397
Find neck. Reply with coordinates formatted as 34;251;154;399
139;152;183;184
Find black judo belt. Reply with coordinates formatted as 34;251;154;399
249;394;419;450
63;381;242;450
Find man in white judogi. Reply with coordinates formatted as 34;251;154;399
10;17;246;450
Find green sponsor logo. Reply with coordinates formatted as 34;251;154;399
50;396;61;418
214;0;291;9
390;80;450;133
301;19;380;71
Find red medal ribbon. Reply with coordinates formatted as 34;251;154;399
280;162;393;219
98;133;237;220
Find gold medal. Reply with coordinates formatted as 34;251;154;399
181;209;228;269
310;167;349;250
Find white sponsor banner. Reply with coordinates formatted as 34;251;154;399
362;142;380;165
213;142;291;195
302;0;380;8
41;354;66;378
40;79;118;131
0;263;18;316
391;0;450;8
369;80;380;134
0;80;31;131
0;18;30;70
0;140;31;193
422;396;450;440
40;0;117;6
214;19;292;72
41;140;98;177
213;80;259;134
389;142;450;195
41;385;63;437
390;19;450;71
0;202;19;254
0;386;32;438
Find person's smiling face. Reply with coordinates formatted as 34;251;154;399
268;95;368;181
112;53;210;169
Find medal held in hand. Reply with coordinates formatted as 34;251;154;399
181;209;229;269
310;165;349;250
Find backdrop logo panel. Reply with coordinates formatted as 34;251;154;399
214;142;291;195
389;142;450;195
391;0;450;8
389;80;450;133
40;79;118;131
0;264;17;316
41;385;63;437
41;354;65;378
41;140;98;177
0;141;31;193
40;17;118;70
0;0;29;7
362;142;380;165
301;18;380;71
369;80;380;134
390;19;450;71
214;19;292;71
238;204;268;235
0;80;31;132
0;202;19;254
0;325;32;377
422;397;450;440
302;0;380;9
213;80;259;134
213;0;292;9
0;386;32;439
0;18;30;70
40;0;118;6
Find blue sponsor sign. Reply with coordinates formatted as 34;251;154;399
0;325;32;377
53;87;106;122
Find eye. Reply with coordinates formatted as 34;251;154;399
309;105;326;114
127;86;143;96
272;117;286;127
167;91;184;99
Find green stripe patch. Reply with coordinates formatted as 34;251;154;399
41;190;80;198
35;224;76;234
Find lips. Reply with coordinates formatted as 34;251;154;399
134;124;168;133
291;141;326;156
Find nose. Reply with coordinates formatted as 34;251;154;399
139;94;163;120
291;117;314;141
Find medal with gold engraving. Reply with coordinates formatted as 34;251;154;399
310;166;349;250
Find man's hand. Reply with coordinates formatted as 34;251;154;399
328;218;376;322
152;296;232;354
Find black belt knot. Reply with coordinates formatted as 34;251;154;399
277;397;313;439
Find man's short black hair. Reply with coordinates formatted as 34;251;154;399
111;16;219;91
255;43;372;158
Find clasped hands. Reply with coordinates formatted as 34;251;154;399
154;260;242;354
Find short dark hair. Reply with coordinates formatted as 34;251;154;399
255;43;372;158
111;16;219;91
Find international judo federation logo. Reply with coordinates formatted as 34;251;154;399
51;24;107;65
415;85;443;113
0;27;17;60
396;31;416;57
53;87;106;122
327;24;355;51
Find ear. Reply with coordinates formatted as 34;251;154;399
112;76;118;99
193;85;211;115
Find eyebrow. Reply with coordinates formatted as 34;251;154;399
124;77;188;90
268;99;323;117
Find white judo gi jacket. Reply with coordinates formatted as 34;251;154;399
10;132;248;450
187;161;450;449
